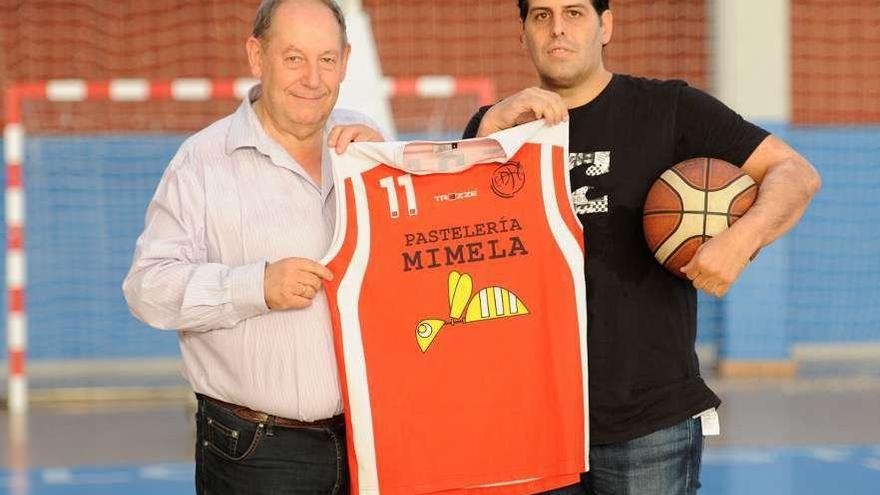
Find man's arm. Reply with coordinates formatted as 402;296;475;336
681;135;822;296
122;157;269;332
122;154;331;332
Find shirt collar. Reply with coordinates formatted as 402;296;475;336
225;84;336;199
225;84;271;155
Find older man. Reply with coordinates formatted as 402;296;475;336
123;0;382;493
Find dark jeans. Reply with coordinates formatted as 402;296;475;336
195;394;348;495
540;417;703;495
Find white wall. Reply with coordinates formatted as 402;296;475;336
337;5;397;137
711;0;790;122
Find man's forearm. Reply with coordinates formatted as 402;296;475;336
734;156;821;253
123;258;269;332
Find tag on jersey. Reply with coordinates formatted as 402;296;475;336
693;408;720;436
433;143;459;154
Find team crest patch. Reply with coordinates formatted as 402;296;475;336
490;161;526;198
415;271;529;352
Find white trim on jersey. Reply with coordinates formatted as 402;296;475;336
539;143;590;467
321;158;350;266
335;175;381;491
495;119;566;156
330;119;568;181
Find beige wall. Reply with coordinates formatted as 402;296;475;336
711;0;790;122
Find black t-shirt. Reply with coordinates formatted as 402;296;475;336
463;74;770;444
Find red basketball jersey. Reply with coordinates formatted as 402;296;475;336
323;121;588;495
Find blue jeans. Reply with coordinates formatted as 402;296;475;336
582;417;704;495
539;418;703;495
195;395;348;495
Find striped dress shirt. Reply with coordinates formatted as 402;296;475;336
123;85;382;421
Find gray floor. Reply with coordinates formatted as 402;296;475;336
1;401;194;468
707;376;880;447
2;376;880;469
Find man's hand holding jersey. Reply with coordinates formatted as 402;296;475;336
264;258;334;310
328;124;384;155
475;87;569;137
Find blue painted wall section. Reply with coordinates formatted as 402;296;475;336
785;127;880;344
717;125;880;361
0;127;878;363
722;238;790;360
1;136;184;360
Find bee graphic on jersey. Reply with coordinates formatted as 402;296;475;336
415;271;530;352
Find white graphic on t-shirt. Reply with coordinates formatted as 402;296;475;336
571;187;608;215
569;151;610;176
569;152;610;215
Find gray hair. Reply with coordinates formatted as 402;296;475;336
252;0;348;46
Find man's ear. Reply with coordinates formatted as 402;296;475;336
600;10;613;46
246;36;264;78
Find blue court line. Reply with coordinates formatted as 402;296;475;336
701;444;880;495
1;445;879;494
0;463;193;495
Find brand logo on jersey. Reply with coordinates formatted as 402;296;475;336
433;190;478;203
491;161;525;199
415;271;530;353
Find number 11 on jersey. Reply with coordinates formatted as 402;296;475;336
379;174;418;218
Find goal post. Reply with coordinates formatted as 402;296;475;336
3;78;257;413
2;76;494;413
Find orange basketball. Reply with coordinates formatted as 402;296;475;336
643;157;757;278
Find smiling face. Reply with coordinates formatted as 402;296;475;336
521;0;612;92
246;0;350;136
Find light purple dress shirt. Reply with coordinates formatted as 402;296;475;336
123;85;382;421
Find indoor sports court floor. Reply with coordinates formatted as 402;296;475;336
1;374;879;495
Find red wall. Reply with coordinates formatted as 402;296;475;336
1;0;710;134
791;0;880;124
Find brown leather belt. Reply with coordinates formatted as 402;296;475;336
201;394;343;429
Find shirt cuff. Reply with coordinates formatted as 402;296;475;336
229;262;270;319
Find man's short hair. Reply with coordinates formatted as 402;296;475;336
252;0;348;46
517;0;611;22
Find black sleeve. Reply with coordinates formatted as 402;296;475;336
462;105;494;139
673;85;770;167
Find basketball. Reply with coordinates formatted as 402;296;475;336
642;157;757;278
